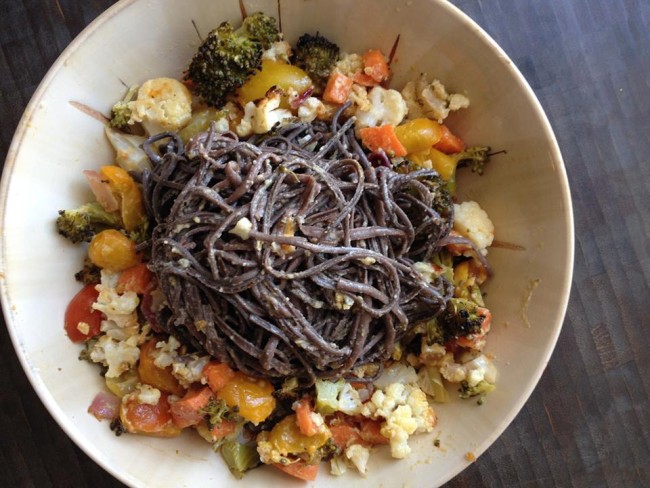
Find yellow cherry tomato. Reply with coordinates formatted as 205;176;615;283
408;146;457;181
267;415;331;455
237;60;312;105
394;118;442;154
100;165;145;232
88;229;140;271
217;372;276;425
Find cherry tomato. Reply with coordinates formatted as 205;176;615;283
88;229;140;271
120;392;182;437
100;165;145;232
64;284;103;343
137;339;185;396
267;415;330;455
394;118;442;154
237;60;312;106
217;372;276;425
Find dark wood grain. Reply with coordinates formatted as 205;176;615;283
1;1;649;487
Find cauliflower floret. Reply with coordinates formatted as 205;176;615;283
354;86;408;131
128;383;162;406
92;270;140;335
453;201;495;255
172;354;211;387
402;75;470;123
345;444;370;475
151;335;182;368
337;382;364;415
348;84;372;112
89;334;140;378
253;90;293;133
262;40;292;63
333;53;364;77
440;354;497;387
235;89;293;136
297;97;325;123
381;404;418;458
128;77;192;135
361;382;435;459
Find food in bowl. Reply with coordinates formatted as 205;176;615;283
57;11;499;481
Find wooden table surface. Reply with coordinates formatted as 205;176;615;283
1;1;648;487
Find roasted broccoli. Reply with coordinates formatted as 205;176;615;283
186;13;280;107
459;379;495;399
109;84;139;131
427;298;488;344
57;201;149;245
292;33;340;87
56;202;122;244
75;257;102;285
200;398;230;428
455;145;491;175
240;12;281;49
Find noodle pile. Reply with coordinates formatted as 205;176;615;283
142;112;455;383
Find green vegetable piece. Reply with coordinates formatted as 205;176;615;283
292;33;340;86
56;202;122;244
459;379;495;399
200;398;230;428
185;13;280;107
453;145;491;175
220;439;260;479
109;84;139;131
417;365;450;403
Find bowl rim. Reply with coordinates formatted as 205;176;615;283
0;0;574;486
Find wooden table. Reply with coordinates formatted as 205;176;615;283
1;1;648;486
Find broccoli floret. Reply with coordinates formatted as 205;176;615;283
292;33;340;86
241;12;281;49
186;14;280;107
109;85;139;131
459;379;495;399
75;257;102;285
200;398;230;428
56;202;122;244
454;146;491;175
437;298;487;341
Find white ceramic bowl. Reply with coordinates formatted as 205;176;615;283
0;0;573;486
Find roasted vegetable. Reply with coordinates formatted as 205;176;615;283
292;33;340;86
186;13;280;107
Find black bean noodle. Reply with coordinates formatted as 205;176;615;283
141;111;455;384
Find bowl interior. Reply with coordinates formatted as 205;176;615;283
0;0;572;486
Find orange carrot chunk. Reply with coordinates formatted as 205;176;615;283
433;124;466;154
323;72;354;104
359;125;407;157
202;361;236;393
294;396;318;437
362;49;390;83
273;460;319;481
170;387;213;429
116;263;152;294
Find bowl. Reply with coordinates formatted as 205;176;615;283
0;0;573;486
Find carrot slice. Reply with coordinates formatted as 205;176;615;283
329;423;364;449
323;72;354;104
170;387;213;428
273;460;319;481
116;263;152;294
433;124;466;154
295;396;318;437
362;49;390;83
359;125;407;157
202;361;236;393
210;419;237;439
